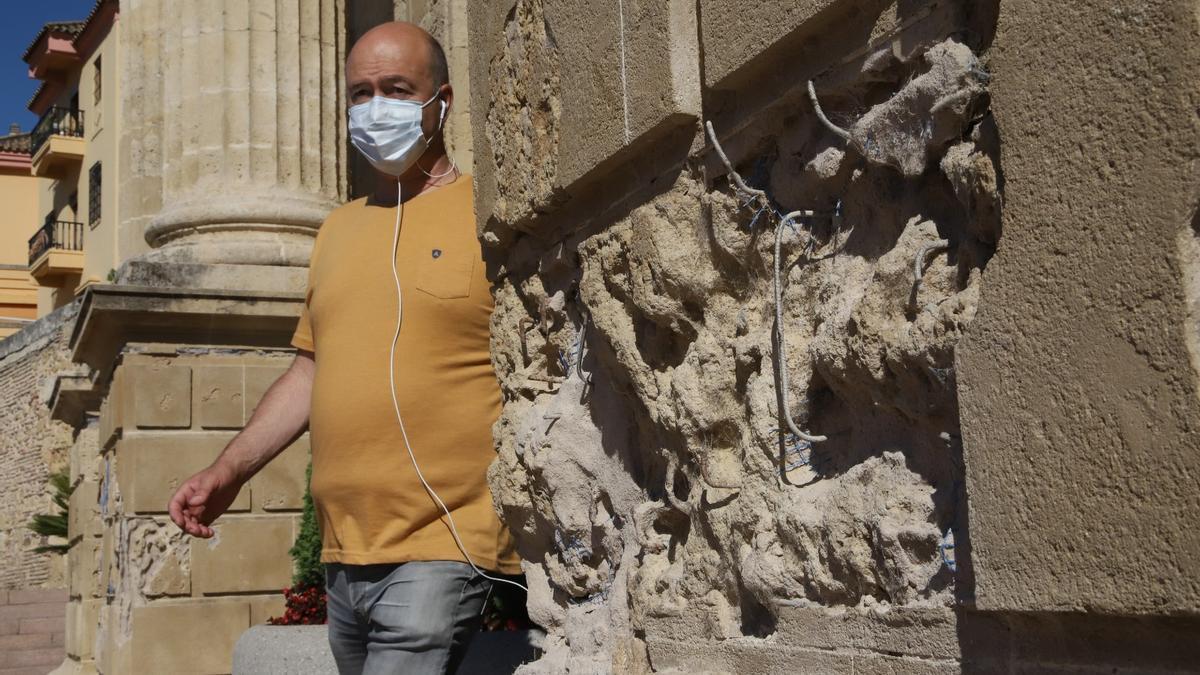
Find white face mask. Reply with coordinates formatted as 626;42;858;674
348;91;447;176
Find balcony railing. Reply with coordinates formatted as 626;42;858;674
28;220;84;266
30;107;84;157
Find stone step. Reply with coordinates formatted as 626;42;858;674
15;618;64;636
0;590;67;607
0;633;52;651
0;605;62;623
0;668;60;675
0;647;62;669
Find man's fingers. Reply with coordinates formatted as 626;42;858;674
168;496;185;529
168;485;194;530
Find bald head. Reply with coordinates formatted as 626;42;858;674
347;22;449;105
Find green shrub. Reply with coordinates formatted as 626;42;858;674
28;468;73;555
271;461;326;625
288;461;323;587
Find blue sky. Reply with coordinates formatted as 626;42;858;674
0;1;98;134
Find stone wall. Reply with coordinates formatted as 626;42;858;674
0;302;79;591
469;0;1200;672
62;344;309;674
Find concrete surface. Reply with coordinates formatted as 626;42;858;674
232;626;542;674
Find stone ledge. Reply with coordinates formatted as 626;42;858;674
70;284;304;373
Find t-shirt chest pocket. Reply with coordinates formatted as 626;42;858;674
413;243;475;299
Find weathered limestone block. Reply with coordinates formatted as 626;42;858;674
244;364;289;418
130;599;250;673
248;437;309;512
115;432;250;515
189;516;295;595
64;598;104;661
67;479;102;541
699;0;840;87
69;537;103;600
468;0;701;238
128;363;192;429
248;594;286;626
957;0;1200;614
193;364;245;429
126;517;192;598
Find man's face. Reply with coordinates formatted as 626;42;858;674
346;28;450;144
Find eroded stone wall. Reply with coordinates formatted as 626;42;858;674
69;345;309;674
0;302;78;591
470;0;1200;672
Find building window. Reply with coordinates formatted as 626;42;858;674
89;162;102;226
93;56;102;105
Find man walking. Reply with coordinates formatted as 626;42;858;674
168;22;521;674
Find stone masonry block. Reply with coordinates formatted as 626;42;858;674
249;594;286;626
131;599;249;674
69;537;102;600
99;364;130;446
190;516;294;595
244;365;288;419
63;599;78;658
774;606;960;660
699;0;838;87
68;480;101;541
128;363;192;429
469;0;701;232
127;517;191;598
100;531;114;601
5;588;67;605
249;435;309;512
65;598;101;661
193;365;245;429
100;603;133;675
115;433;249;515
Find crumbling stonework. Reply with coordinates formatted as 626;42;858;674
470;0;1200;672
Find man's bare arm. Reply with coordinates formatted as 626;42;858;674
168;349;315;537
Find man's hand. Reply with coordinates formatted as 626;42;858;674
168;463;243;538
166;350;314;538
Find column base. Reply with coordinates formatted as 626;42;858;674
143;189;340;267
114;259;308;294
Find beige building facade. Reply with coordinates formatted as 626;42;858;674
23;3;124;317
0;128;40;339
0;0;1196;673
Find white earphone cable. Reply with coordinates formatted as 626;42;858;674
388;181;529;594
421;159;458;180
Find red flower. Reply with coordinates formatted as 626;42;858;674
267;584;328;625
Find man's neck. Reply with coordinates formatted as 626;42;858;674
372;146;458;206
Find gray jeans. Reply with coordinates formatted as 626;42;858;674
325;561;492;675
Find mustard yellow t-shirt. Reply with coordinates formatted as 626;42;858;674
291;177;520;574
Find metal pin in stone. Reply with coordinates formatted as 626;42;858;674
432;248;442;259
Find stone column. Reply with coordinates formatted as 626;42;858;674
124;0;347;270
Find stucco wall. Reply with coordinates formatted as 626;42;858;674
0;169;41;268
80;20;127;291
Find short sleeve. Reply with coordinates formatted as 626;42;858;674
291;231;321;352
